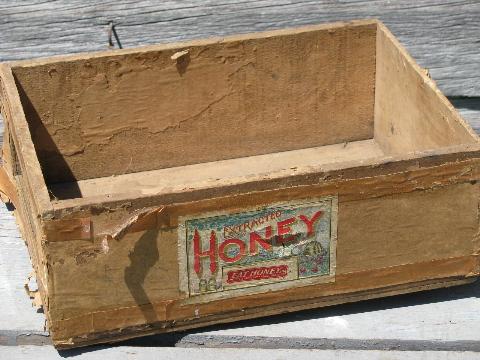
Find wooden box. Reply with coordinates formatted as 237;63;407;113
0;20;479;349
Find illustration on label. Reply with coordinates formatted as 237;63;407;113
179;197;337;298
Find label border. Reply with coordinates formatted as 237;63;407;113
177;196;338;304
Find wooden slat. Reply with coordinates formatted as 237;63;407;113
0;0;478;96
4;346;480;359
0;204;46;333
450;98;480;133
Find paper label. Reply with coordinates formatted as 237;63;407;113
178;197;337;299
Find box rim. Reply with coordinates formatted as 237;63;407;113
49;143;480;215
4;19;380;69
2;19;478;216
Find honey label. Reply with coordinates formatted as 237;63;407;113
178;197;337;300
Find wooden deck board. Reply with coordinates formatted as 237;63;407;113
0;3;479;355
0;1;479;96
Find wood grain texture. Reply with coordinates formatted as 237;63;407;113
374;24;478;155
0;101;477;339
48;140;384;201
11;21;377;184
0;0;478;96
5;346;480;360
451;98;480;134
0;110;480;348
0;3;480;348
0;204;46;332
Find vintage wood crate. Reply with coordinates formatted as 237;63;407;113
0;19;479;348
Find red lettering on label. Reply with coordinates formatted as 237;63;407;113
219;238;246;263
298;211;323;236
226;264;289;284
249;226;272;255
277;217;296;244
193;229;217;275
193;210;325;275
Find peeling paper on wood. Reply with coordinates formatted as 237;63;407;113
178;196;337;302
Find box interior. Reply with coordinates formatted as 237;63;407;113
9;21;478;204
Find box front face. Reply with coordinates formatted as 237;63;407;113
45;179;479;345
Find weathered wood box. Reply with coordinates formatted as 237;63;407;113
0;19;479;349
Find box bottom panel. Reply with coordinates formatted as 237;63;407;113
49;139;384;202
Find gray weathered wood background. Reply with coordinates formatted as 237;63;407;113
0;1;480;357
0;0;479;97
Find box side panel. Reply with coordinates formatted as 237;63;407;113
0;65;52;212
374;23;479;155
0;65;52;311
44;180;479;347
12;22;376;184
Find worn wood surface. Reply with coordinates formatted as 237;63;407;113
11;21;378;185
3;196;480;354
0;1;480;356
4;347;480;360
0;0;479;96
0;104;480;353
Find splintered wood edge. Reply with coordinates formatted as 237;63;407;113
49;143;480;215
376;21;480;143
46;156;480;242
0;63;52;214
